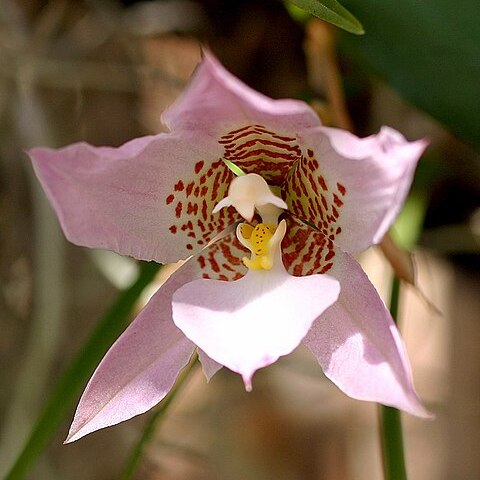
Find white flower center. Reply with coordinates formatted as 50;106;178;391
213;173;287;224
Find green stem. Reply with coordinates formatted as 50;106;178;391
380;405;407;480
119;354;199;480
379;276;408;480
4;261;161;480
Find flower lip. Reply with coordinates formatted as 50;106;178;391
213;173;287;223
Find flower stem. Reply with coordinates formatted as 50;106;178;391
379;276;408;480
379;405;407;480
119;353;199;480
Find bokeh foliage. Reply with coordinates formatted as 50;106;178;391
340;0;480;150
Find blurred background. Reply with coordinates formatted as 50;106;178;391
0;0;479;479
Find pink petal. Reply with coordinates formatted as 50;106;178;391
163;51;320;138
303;249;430;417
28;133;241;263
28;53;319;264
198;349;223;381
287;126;427;253
172;267;340;389
66;262;200;443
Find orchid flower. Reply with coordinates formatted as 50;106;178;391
28;52;430;443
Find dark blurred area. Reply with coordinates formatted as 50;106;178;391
0;1;478;479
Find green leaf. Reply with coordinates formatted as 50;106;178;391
4;261;161;480
286;0;364;35
340;0;480;150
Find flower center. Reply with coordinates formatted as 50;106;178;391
238;223;275;270
214;173;288;272
237;220;286;271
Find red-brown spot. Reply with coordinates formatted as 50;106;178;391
169;225;177;234
211;171;221;201
186;182;194;197
220;242;242;265
201;200;208;220
174;180;184;192
325;250;335;261
195;161;204;174
337;182;346;195
308;172;319;195
180;221;193;231
175;202;183;218
209;256;220;273
333;194;344;207
223;124;253;136
336;226;342;234
232;148;296;162
187;202;199;215
321;195;328;210
166;194;174;205
320;262;333;274
307;149;314;157
318;176;328;191
186;243;193;250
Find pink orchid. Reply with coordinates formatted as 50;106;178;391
28;52;430;443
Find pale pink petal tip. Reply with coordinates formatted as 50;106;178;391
304;250;431;418
64;263;199;442
243;375;253;393
162;50;320;135
27;133;223;264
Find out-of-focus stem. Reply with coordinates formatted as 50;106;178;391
304;19;354;131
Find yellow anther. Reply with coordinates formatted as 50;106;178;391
238;223;277;271
240;223;254;240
